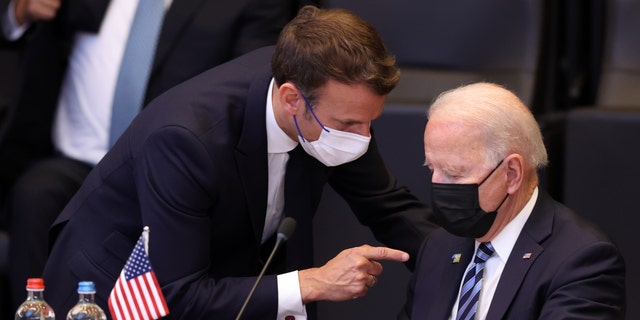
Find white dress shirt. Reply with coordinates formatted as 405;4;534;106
265;78;307;319
449;187;538;320
2;0;171;166
53;0;138;165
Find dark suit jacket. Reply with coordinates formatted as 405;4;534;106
400;191;626;320
42;46;436;318
0;0;296;198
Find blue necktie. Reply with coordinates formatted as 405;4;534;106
109;0;165;147
456;242;495;320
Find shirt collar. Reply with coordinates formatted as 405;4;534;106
476;187;539;263
266;78;298;154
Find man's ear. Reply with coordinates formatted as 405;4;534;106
278;82;303;116
505;154;524;194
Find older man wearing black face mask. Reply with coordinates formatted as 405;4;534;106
399;82;626;320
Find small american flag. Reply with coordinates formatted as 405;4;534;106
108;227;170;320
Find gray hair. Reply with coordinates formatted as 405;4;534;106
428;82;548;170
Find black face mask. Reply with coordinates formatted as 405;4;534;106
430;160;508;238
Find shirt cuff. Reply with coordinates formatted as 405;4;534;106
1;0;29;40
277;271;307;320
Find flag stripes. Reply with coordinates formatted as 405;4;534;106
108;228;169;320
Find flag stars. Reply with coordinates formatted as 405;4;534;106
124;239;153;280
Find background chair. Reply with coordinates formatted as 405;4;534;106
562;108;640;320
321;0;546;108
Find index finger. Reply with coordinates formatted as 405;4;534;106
356;245;409;262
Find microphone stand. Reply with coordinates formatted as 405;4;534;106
235;217;296;320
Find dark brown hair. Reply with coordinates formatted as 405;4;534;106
271;5;399;101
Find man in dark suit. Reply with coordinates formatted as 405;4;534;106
42;6;436;319
0;0;299;310
400;82;626;320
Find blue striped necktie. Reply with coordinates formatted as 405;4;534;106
109;0;165;147
456;242;495;320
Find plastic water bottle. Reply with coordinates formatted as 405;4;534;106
15;278;56;320
66;281;107;320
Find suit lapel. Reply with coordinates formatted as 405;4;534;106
486;191;554;319
487;233;543;318
442;240;475;319
235;73;272;246
421;237;475;319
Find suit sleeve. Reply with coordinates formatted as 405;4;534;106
132;125;279;318
539;241;626;319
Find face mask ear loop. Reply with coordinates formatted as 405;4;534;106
300;93;330;133
479;159;505;186
293;115;306;143
478;158;509;212
492;193;509;213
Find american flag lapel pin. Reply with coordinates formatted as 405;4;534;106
522;252;532;259
451;253;462;263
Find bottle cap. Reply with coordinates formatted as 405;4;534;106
26;278;45;290
78;281;96;294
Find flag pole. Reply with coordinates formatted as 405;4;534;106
143;226;150;254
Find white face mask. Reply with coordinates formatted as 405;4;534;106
293;92;371;167
298;124;371;167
